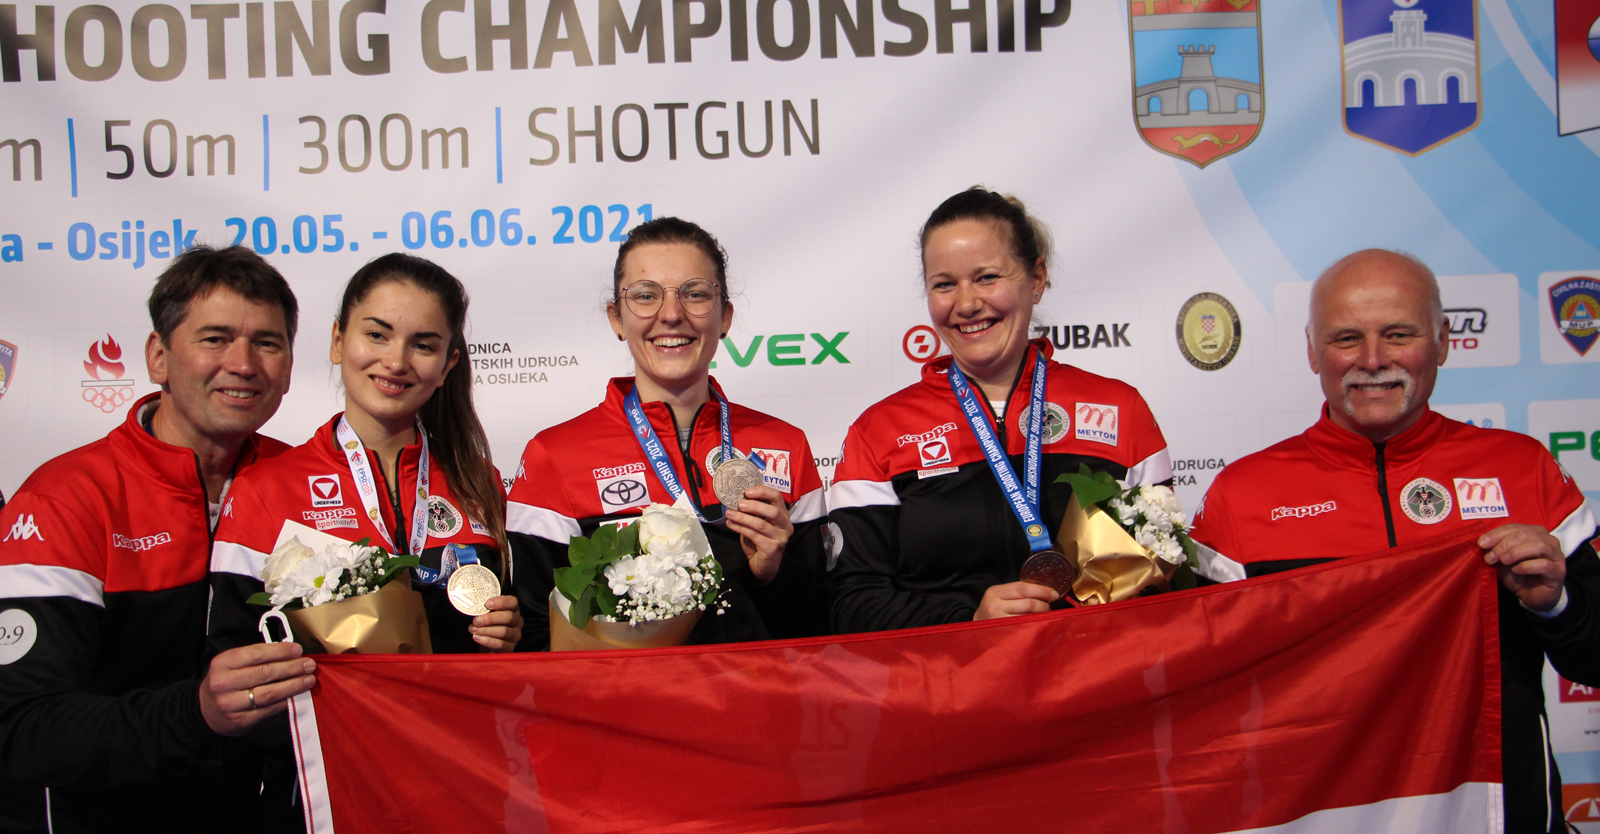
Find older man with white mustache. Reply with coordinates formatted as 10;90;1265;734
1187;249;1600;834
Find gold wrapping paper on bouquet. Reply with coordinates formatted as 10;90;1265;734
285;573;433;654
1057;495;1177;606
548;589;701;651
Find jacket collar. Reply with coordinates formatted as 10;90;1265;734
110;392;268;489
602;376;730;433
1304;404;1445;471
920;338;1055;402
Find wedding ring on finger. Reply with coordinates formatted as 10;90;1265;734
247;688;257;710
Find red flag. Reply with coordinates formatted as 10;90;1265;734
289;526;1501;833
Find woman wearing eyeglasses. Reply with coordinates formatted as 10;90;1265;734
507;217;830;648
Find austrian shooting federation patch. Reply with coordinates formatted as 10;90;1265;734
1400;477;1452;524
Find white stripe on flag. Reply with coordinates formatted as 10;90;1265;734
290;690;336;834
1225;782;1500;834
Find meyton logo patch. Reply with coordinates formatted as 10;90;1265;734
751;447;793;493
918;437;953;467
594;462;652;512
1453;477;1508;519
1400;477;1452;524
309;475;343;508
1075;403;1120;446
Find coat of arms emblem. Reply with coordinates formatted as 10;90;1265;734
1340;0;1480;154
1128;0;1264;168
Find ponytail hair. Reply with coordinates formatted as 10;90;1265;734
336;254;508;568
919;186;1053;282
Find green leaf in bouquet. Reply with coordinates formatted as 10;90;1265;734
1170;564;1198;591
566;535;592;568
1054;463;1123;510
613;522;639;558
569;583;597;628
1180;534;1199;570
376;553;420;587
590;522;618;562
597;582;619;616
553;564;596;603
245;592;274;606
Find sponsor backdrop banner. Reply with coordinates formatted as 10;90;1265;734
1;0;1598;821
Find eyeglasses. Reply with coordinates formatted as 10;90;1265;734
617;279;722;318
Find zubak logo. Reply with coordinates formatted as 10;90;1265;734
1033;323;1132;350
717;333;850;367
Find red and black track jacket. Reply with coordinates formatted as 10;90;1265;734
506;377;829;649
208;413;515;660
0;393;286;833
826;340;1173;633
1189;407;1600;834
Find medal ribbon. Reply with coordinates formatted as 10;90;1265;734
623;386;719;522
948;350;1054;554
415;542;481;586
335;415;431;557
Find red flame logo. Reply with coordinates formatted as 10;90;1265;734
84;335;125;380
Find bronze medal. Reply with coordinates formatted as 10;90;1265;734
1020;549;1076;598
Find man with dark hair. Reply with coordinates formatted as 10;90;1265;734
0;246;317;832
1190;249;1600;833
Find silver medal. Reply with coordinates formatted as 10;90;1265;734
712;458;765;510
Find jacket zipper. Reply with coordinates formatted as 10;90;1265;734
985;349;1033;449
1373;441;1397;548
192;454;216;546
385;449;408;552
672;401;711;517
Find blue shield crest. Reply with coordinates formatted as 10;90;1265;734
1340;0;1480;154
0;340;14;403
1549;276;1600;357
1128;0;1265;168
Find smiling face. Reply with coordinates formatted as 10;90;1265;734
331;279;460;432
608;242;731;401
145;286;293;447
923;219;1047;396
1307;250;1448;443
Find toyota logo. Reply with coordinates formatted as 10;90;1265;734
602;478;647;506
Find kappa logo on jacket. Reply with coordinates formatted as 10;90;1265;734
1453;478;1508;520
309;475;343;508
1271;501;1337;521
897;422;957;448
112;531;172;551
1075;403;1119;446
3;514;42;542
594;462;652;512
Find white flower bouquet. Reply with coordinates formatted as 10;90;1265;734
249;522;431;654
550;495;725;650
1050;465;1200;605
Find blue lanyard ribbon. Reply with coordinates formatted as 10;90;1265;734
414;542;480;587
948;351;1054;553
622;386;720;522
